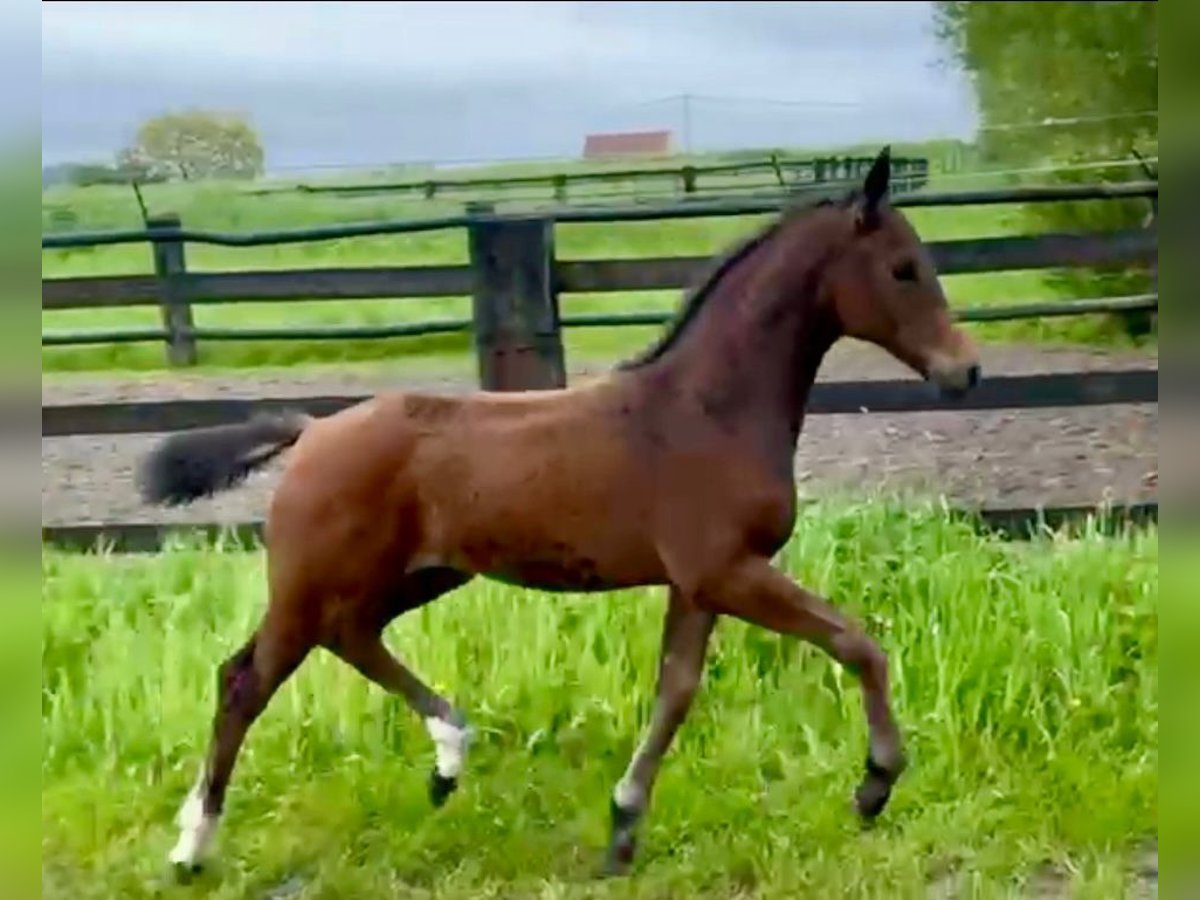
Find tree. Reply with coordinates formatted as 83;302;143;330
933;2;1156;167
114;146;157;183
933;2;1157;331
120;110;266;182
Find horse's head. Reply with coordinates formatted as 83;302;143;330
818;146;981;398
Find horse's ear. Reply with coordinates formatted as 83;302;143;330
856;145;891;232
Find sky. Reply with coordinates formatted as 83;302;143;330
41;0;979;173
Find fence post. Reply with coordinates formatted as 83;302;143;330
1136;198;1158;336
148;213;196;367
768;153;784;188
468;216;566;391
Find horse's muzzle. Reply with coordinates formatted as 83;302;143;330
931;362;982;401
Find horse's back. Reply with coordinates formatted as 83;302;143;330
270;377;637;535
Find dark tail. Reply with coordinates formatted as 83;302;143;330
137;411;312;507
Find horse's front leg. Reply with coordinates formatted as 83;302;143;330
604;586;716;876
704;555;906;819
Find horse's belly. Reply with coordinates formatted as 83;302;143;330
482;559;630;593
415;425;660;590
458;524;661;591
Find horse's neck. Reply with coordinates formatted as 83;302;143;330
641;220;841;465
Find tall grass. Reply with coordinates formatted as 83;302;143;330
42;498;1157;898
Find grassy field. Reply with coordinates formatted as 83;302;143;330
40;142;1156;376
41;498;1157;898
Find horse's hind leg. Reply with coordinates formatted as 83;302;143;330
325;567;474;806
168;605;314;875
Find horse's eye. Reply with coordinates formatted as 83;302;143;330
892;261;918;282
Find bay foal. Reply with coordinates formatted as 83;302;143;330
139;147;981;876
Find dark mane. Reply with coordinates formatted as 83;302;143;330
615;193;843;371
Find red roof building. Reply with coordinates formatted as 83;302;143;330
582;130;675;159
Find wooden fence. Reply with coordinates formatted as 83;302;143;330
41;180;1159;551
42;181;1159;374
246;153;932;204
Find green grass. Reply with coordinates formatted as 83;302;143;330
42;497;1157;898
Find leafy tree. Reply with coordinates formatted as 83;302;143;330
934;1;1157;332
935;2;1156;167
114;146;156;183
120;110;266;182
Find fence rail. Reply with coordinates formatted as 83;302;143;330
241;153;932;203
40;295;1159;351
42;229;1156;312
40;501;1159;554
39;369;1159;438
41;181;1157;249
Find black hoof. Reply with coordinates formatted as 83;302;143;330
171;861;202;884
429;768;458;807
854;776;893;821
854;754;901;821
600;829;637;880
601;799;639;877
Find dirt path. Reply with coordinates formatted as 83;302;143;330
41;341;1158;528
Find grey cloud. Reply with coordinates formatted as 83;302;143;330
41;1;977;170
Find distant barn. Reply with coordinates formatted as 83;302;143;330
582;130;675;160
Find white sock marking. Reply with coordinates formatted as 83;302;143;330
167;778;218;868
425;716;470;779
613;734;651;811
613;772;646;812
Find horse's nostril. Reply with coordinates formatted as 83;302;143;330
966;364;981;389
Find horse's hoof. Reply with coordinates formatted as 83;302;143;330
854;753;900;822
601;799;638;877
171;861;202;885
599;859;632;879
599;839;636;879
854;776;893;821
429;768;458;807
